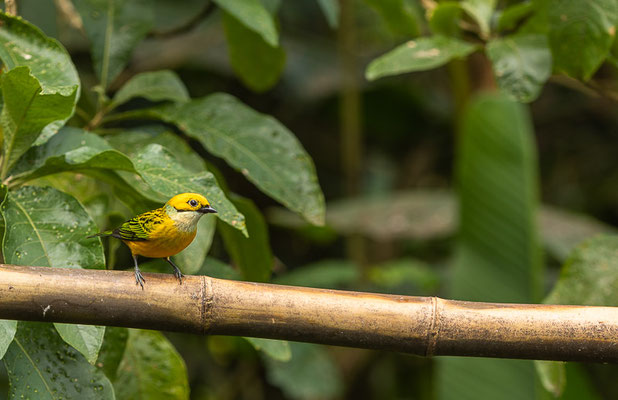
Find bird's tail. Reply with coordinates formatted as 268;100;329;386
87;231;113;239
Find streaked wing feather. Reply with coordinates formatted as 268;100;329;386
113;208;165;242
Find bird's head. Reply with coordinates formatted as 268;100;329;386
165;193;217;231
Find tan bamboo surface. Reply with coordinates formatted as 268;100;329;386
0;264;616;362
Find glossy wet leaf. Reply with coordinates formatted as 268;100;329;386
212;0;278;46
0;67;77;175
364;0;420;37
110;70;189;109
73;0;154;87
96;327;129;381
0;320;17;359
487;34;552;103
437;94;541;400
548;0;618;80
54;323;105;365
147;93;325;225
264;342;343;400
219;195;272;281
132;144;247;234
1;185;105;269
3;322;114;399
222;11;286;92
114;329;189;400
366;36;477;80
10;127;135;182
244;338;291;362
316;0;339;28
273;259;359;289
0;12;79;142
461;0;496;37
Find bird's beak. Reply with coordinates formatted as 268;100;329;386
198;205;217;214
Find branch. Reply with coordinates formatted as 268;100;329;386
1;264;616;363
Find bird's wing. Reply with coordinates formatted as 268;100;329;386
112;209;165;242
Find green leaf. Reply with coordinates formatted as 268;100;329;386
366;36;477;80
9;127;135;182
73;0;154;88
368;258;440;294
486;34;552;102
316;0;339;28
114;329;189;400
1;185;105;269
0;67;78;176
429;2;463;37
96;326;129;381
212;0;278;46
147;93;325;225
364;0;420;37
0;320;17;359
264;342;343;400
437;94;542;400
460;0;496;37
198;256;242;280
548;0;618;80
53;323;105;365
0;13;79;144
244;338;291;361
222;11;286;92
132;144;246;234
3;322;114;399
219;195;272;281
273;259;359;289
496;1;534;32
110;70;189;109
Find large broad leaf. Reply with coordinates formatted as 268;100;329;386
146;93;325;225
54;323;105;365
3;322;114;399
548;0;618;80
1;185;106;360
222;11;286;92
535;235;618;396
73;0;154;88
9;127;135;182
363;0;420;37
219;195;272;281
0;67;77;175
460;0;496;37
0;12;80;143
244;338;291;362
110;70;189;109
172;216;216;274
96;326;129;381
486;34;552;103
366;36;477;80
212;0;278;46
114;329;189;400
0;320;17;359
437;94;542;400
264;342;343;400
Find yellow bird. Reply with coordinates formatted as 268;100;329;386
89;193;217;289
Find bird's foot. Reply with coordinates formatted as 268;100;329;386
135;267;146;290
173;267;184;285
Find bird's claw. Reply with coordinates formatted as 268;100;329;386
174;268;184;285
135;268;146;290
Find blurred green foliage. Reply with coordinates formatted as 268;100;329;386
1;0;618;399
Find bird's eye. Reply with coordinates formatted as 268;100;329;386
188;199;198;207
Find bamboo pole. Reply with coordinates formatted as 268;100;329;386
0;264;616;362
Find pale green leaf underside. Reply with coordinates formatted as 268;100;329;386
213;0;279;46
54;323;105;365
